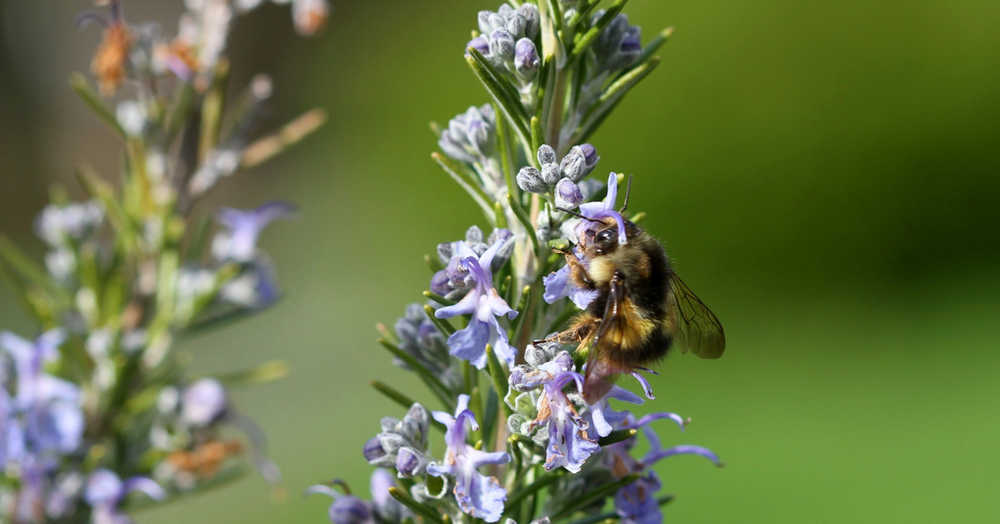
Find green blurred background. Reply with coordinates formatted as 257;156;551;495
2;0;999;522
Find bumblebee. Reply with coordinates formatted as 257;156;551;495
550;189;725;403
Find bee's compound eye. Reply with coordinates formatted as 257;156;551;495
594;228;618;252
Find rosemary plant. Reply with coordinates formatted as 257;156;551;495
311;2;721;524
0;1;327;522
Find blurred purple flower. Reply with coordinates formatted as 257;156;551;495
427;394;509;522
180;378;227;426
1;330;83;457
434;234;517;368
212;202;296;263
85;469;165;524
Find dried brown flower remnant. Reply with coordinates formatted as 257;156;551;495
91;23;132;95
166;439;244;478
167;39;200;78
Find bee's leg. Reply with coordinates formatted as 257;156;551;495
565;254;597;290
532;315;595;347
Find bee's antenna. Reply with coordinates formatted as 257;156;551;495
556;207;601;223
619;175;633;213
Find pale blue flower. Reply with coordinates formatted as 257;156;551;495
603;418;721;524
434;234;517;368
427;394;510;522
1;330;83;457
85;469;165;524
180;378;227;426
542;248;598;309
212;202;296;262
509;351;599;473
578;172;627;246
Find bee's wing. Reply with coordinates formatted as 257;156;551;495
667;272;726;359
583;272;630;403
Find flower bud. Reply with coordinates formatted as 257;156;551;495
505;13;526;38
518;4;540;39
555;178;583;208
559;148;586;181
466;119;491;156
538;163;559;186
488;13;505;33
477;11;493;34
579;143;599;168
516;167;546;193
467;36;489;55
537;144;557;166
363;436;386;462
329;496;372;524
395;447;425;477
489;30;516;61
514;38;540;79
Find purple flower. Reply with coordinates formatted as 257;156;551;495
212;202;296;263
578;172;628;246
85;469;165;524
1;330;83;457
427;394;510;522
0;385;22;465
308;469;408;524
180;378;227;426
542;249;598;309
510;351;599;473
603;418;721;524
434;234;517;368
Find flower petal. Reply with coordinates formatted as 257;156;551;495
643;444;722;467
446;319;490;369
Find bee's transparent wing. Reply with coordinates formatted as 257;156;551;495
667;273;726;359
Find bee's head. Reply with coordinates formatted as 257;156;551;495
582;217;639;256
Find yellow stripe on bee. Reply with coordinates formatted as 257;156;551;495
588;256;615;284
601;301;657;352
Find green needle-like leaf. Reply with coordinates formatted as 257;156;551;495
211;360;290;387
423;304;457;336
504;472;562;517
465;49;531;149
636;26;674;67
388;487;446;524
377;338;453;408
423;290;456;306
431;152;493;217
575;58;660;144
571;0;629;59
486;344;512;417
598;428;637;447
507;194;540;254
551;474;641;520
69;73;126;138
